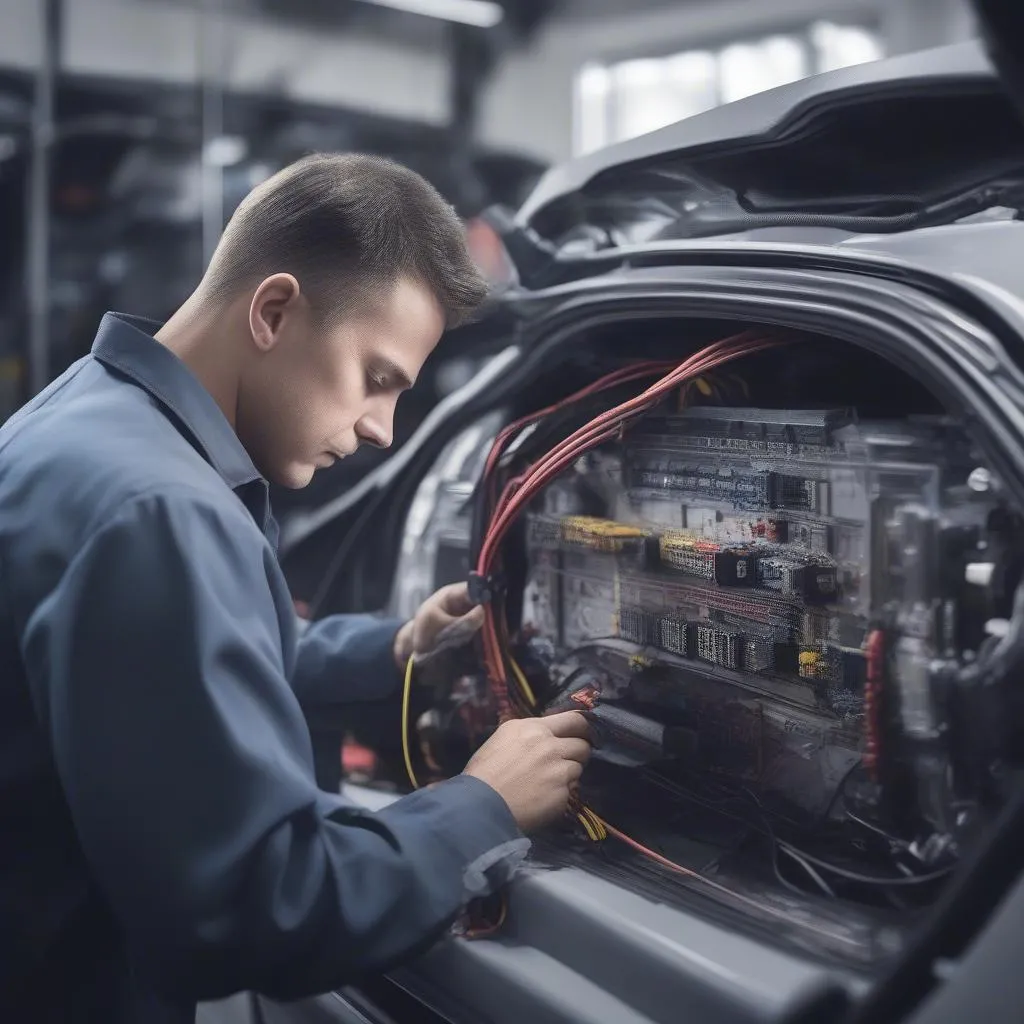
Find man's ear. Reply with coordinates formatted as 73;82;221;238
249;273;302;353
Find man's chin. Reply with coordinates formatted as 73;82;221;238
275;464;317;489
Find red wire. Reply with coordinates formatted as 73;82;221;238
478;360;680;713
484;360;674;480
484;361;676;517
864;629;884;782
476;332;788;710
463;892;509;940
473;333;812;918
481;334;782;570
599;817;808;922
481;335;748;563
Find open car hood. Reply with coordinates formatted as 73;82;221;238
497;33;1024;282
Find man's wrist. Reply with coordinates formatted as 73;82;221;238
393;620;415;670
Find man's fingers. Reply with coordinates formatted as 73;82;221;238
557;737;592;764
430;607;484;647
544;710;592;740
437;582;476;617
461;605;486;629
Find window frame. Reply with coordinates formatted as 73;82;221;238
573;16;885;156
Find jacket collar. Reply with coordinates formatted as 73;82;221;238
91;311;263;492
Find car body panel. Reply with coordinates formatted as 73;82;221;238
517;43;997;227
307;785;862;1024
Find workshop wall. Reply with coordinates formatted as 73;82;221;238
0;0;978;165
0;0;450;124
481;0;977;161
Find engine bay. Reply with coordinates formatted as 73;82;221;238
380;328;1024;965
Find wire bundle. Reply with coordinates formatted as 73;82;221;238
475;360;676;717
475;331;785;715
468;332;790;867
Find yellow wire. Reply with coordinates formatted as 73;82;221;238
405;643;598;848
577;811;600;841
404;653;535;789
579;806;607;841
402;655;420;790
509;654;603;842
509;656;603;841
508;656;538;709
403;646;597;944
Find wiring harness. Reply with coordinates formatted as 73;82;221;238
473;332;785;715
467;332;793;905
400;330;953;937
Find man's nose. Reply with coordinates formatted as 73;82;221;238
356;414;393;450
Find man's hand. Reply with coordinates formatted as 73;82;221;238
393;582;486;670
463;712;593;833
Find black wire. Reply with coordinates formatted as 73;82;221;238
845;810;911;849
641;773;772;833
641;771;839;899
738;781;837;899
735;780;823;838
772;839;814;898
641;768;952;893
779;846;837;899
775;842;954;887
643;770;806;838
757;792;836;899
819;758;864;824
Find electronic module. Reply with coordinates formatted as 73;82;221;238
516;406;1003;835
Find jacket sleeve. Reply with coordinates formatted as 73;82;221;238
290;613;406;709
20;491;524;1003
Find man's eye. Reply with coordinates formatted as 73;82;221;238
368;372;387;391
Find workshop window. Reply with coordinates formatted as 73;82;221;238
574;21;884;156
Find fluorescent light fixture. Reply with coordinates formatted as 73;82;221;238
203;135;248;168
349;0;504;29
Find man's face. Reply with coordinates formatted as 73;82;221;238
237;274;445;488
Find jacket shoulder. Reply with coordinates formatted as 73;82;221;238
0;360;238;573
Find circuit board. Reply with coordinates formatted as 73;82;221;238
518;407;992;818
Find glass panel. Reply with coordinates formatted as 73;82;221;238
612;57;679;142
811;21;885;73
572;22;884;155
575;62;613;155
664;50;719;122
718;34;807;105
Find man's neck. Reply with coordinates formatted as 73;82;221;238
156;292;241;430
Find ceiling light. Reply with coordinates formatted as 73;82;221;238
203;135;248;168
349;0;504;29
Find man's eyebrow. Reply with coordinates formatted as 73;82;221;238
379;358;415;391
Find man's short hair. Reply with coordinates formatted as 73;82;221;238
204;152;489;329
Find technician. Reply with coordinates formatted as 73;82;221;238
0;153;592;1023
